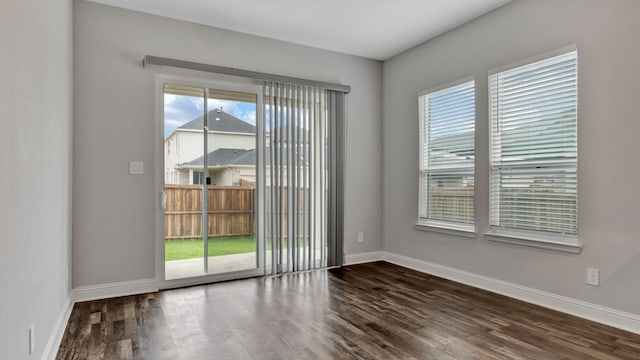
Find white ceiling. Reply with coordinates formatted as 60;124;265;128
87;0;511;60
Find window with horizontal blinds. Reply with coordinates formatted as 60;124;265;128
418;80;475;228
489;50;577;238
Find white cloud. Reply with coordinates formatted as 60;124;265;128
241;110;256;125
163;93;205;137
164;94;177;105
189;97;205;110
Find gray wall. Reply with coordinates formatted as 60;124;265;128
383;0;640;315
0;0;73;358
73;1;383;287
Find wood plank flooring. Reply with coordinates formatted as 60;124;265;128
56;262;640;359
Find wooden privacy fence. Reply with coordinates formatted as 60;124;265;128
164;184;254;239
264;187;313;239
430;186;576;232
499;187;577;233
430;187;474;223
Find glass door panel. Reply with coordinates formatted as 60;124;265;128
163;85;206;280
204;89;258;276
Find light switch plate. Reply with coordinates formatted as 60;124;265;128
587;267;599;286
129;161;144;175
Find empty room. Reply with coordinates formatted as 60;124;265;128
2;0;640;359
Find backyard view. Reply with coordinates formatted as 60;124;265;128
165;236;288;261
163;83;330;281
165;236;256;261
164;84;259;280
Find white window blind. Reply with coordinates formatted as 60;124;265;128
489;50;577;238
419;80;475;228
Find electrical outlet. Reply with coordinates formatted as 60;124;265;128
587;267;599;286
65;266;69;285
357;232;364;243
28;325;35;354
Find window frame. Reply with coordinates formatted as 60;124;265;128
484;46;581;253
416;77;476;236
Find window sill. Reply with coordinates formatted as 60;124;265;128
484;231;582;254
415;221;476;238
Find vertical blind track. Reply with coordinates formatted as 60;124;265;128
144;55;351;94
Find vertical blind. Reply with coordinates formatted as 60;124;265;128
264;82;344;274
418;80;475;226
489;50;578;236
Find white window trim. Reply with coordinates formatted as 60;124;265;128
487;45;578;77
484;228;581;254
485;46;579;253
417;77;476;232
416;220;476;238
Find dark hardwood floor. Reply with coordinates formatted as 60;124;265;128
56;262;640;359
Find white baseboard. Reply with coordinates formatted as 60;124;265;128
382;252;640;335
41;295;73;360
73;278;158;303
344;251;384;265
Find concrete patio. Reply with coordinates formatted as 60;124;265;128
165;248;326;280
165;252;258;280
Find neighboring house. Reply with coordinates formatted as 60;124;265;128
165;110;257;185
427;108;575;189
428;129;475;188
179;145;310;187
179;148;257;186
166;109;312;186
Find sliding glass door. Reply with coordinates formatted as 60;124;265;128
160;80;263;287
156;74;344;288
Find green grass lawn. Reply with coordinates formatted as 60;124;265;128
165;236;256;261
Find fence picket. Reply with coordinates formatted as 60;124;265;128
164;185;255;239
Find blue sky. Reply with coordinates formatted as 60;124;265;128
164;94;256;138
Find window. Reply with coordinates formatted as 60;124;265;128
489;49;578;247
193;171;204;185
418;79;475;232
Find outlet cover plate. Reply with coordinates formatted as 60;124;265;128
587;267;599;286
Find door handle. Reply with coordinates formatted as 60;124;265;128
160;191;167;210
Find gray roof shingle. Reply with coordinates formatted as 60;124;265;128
179;110;255;134
180;146;308;168
182;148;256;167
